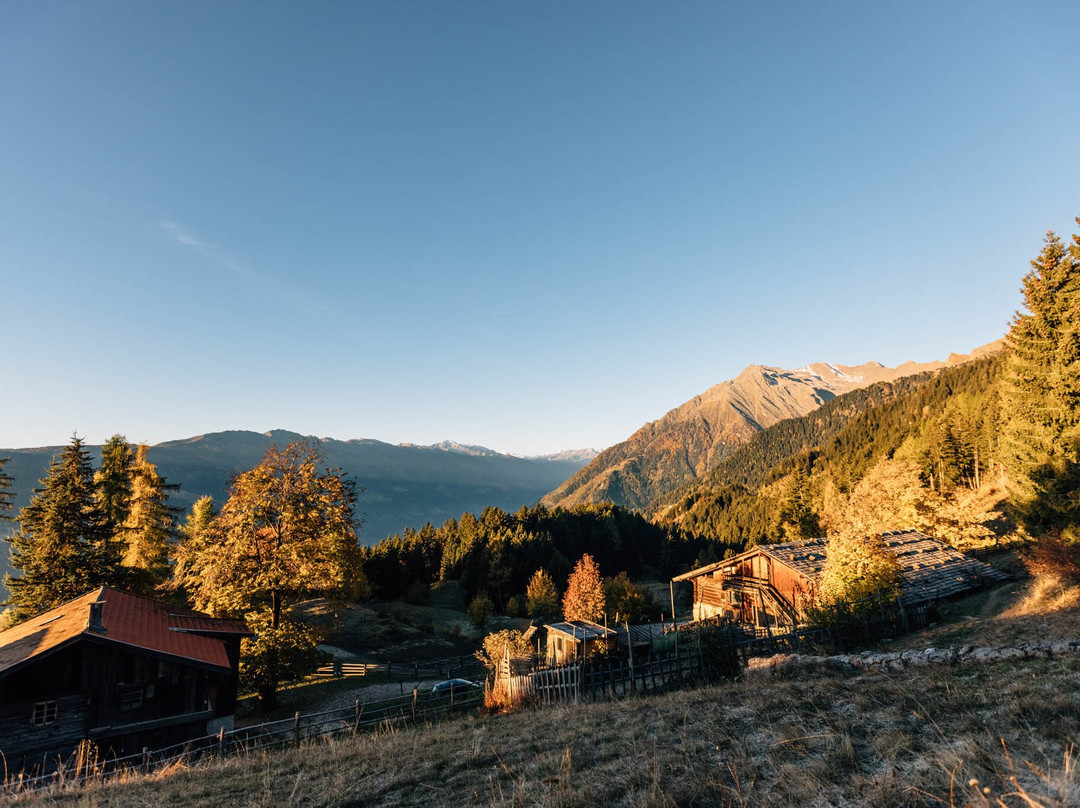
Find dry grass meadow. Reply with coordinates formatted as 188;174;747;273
9;576;1080;808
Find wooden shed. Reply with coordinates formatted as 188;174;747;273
544;620;616;665
0;587;251;773
673;530;1009;629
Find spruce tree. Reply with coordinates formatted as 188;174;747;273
0;457;13;519
4;435;123;621
95;434;135;537
1001;222;1080;537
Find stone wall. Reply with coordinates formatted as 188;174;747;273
744;639;1080;675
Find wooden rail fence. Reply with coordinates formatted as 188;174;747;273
314;654;483;680
4;687;482;796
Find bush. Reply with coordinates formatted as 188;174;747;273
468;594;494;629
504;595;524;617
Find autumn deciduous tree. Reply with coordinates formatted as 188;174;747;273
562;553;604;622
121;444;177;592
475;628;530;674
603;571;657;623
818;532;901;608
467;593;494;629
172;441;361;708
525;569;559;620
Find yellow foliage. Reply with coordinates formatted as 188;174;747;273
818;532;900;606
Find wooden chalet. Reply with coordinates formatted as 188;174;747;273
0;587;251;772
672;530;1009;629
544;620;616;665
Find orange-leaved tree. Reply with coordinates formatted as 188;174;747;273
172;441;362;708
562;553;604;622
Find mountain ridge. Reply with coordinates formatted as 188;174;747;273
0;430;596;576
541;340;1004;511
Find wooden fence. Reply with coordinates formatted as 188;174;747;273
4;687;482;796
497;647;703;708
314;654;483;681
495;601;940;710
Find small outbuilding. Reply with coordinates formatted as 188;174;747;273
544;620;616;665
0;586;251;772
672;530;1009;630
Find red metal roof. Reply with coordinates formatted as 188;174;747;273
0;587;250;675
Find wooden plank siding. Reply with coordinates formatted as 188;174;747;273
677;531;1009;632
0;694;87;772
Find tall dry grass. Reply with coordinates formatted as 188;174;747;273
10;654;1080;808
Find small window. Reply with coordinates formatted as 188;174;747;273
119;685;144;712
31;701;58;726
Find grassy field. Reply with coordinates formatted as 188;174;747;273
13;575;1080;807
14;651;1079;807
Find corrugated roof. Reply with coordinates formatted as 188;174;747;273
545;620;616;641
614;622;666;646
0;587;251;676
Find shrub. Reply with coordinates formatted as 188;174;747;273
467;594;494;629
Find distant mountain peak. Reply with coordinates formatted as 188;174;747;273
420;440;504;457
542;340;1004;511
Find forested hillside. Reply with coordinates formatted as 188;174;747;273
656;355;1005;550
542;346;999;513
358;503;681;610
348;353;1012;613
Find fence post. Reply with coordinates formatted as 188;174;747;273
142;747;150;774
412;688;418;720
218;725;225;756
293;712;301;747
354;700;362;733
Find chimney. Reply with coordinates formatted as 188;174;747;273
88;601;107;633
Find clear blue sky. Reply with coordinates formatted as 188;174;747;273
2;1;1078;455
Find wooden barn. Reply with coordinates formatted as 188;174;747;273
0;587;250;772
673;530;1009;629
544;620;616;665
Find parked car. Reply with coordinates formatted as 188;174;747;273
430;678;481;698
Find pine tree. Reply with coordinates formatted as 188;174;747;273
95;434;135;537
0;457;13;519
1001;221;1080;537
121;444;176;593
562;553;605;622
4;435;123;621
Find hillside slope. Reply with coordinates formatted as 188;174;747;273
657;354;1005;547
543;342;1001;512
21;648;1078;806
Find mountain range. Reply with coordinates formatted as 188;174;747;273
541;341;1003;512
0;430;596;551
